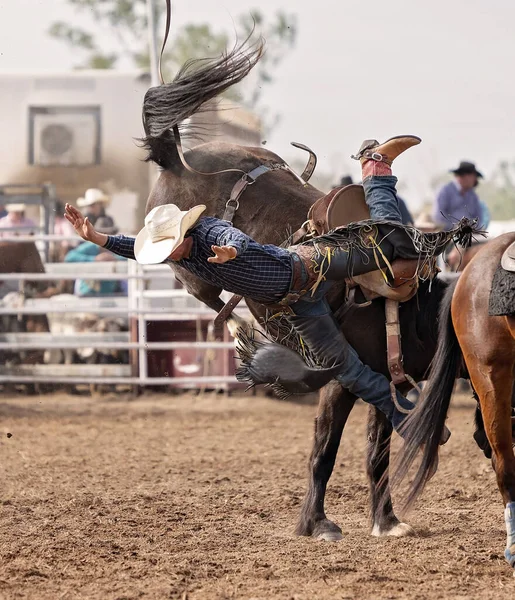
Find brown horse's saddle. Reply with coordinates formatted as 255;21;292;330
307;184;420;303
501;241;515;272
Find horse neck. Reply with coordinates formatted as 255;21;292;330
147;143;323;247
233;185;318;246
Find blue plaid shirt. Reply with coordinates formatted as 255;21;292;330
104;217;293;303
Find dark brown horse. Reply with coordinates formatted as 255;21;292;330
0;241;50;366
392;232;515;570
140;43;451;540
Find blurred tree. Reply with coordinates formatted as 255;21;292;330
48;0;297;115
431;162;515;221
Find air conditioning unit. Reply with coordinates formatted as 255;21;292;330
32;110;99;166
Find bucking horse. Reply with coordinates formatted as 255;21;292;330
140;41;455;540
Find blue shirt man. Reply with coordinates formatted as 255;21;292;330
434;161;483;230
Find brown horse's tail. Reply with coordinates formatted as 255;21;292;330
391;277;462;510
140;40;263;170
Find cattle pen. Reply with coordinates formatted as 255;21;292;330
0;234;248;391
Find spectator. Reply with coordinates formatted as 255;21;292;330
76;188;116;229
479;200;491;230
336;175;354;188
65;217;127;296
433;161;484;230
50;201;78;261
0;204;37;237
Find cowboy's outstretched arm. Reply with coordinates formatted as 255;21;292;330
65;203;136;260
214;226;250;255
103;235;136;260
65;203;107;246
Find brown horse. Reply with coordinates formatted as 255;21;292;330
392;232;515;570
447;240;486;272
140;43;455;541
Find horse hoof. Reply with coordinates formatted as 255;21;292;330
316;530;344;542
371;521;415;538
312;519;343;542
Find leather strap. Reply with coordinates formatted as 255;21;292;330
290;142;317;182
213;294;244;333
290;220;315;245
385;298;407;386
159;0;172;85
359;150;392;165
222;164;284;223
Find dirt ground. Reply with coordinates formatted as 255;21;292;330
0;390;514;600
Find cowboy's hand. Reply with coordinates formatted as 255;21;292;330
208;245;238;264
64;203;107;246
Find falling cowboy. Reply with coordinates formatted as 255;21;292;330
65;135;476;438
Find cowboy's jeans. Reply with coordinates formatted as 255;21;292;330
288;294;414;433
287;174;414;433
363;175;403;222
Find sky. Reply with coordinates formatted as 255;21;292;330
2;0;515;209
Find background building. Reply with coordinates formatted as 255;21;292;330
0;71;261;231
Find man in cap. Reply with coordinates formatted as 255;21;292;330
66;135;470;437
77;188;116;230
0;204;37;237
433;161;484;230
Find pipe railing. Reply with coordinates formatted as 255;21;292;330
0;241;246;387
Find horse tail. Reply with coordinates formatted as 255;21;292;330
391;277;462;509
140;40;264;169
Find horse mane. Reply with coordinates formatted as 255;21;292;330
140;40;264;169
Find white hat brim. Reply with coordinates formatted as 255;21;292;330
77;197;110;208
134;204;206;265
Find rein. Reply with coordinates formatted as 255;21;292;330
157;0;318;328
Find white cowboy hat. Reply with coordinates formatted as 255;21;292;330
134;203;207;265
77;188;110;208
6;203;27;212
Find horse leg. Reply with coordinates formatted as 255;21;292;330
473;397;493;459
296;382;356;541
467;357;515;569
367;407;415;537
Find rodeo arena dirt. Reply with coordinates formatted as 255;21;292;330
3;2;515;599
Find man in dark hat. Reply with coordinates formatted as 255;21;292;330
433;161;484;230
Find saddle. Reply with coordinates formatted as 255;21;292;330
306;184;430;388
307;184;421;303
501;241;515;272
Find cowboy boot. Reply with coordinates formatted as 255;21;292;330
352;135;421;165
